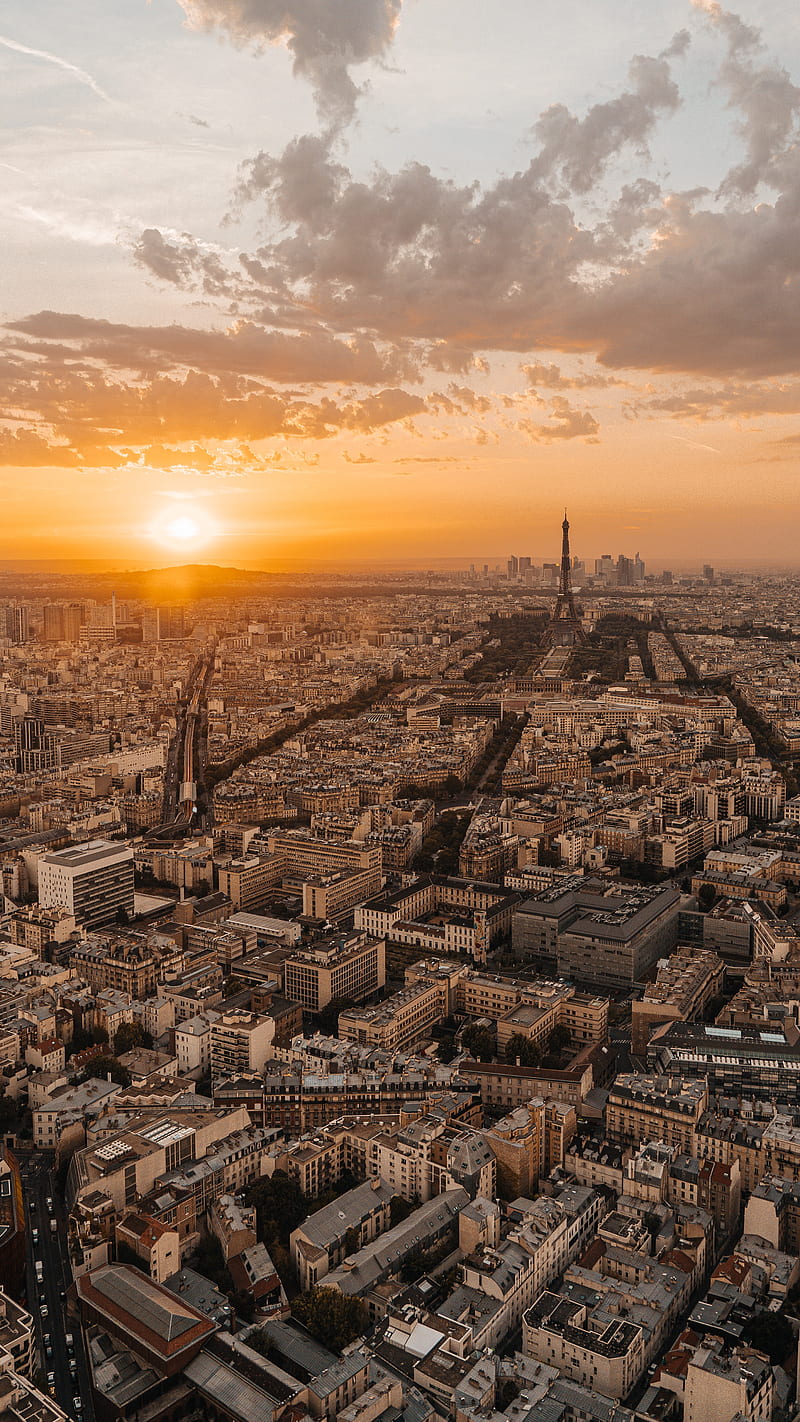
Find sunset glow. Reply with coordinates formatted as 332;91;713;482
3;2;800;568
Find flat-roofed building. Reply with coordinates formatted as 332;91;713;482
210;1012;275;1077
284;932;385;1014
513;879;682;988
38;840;134;929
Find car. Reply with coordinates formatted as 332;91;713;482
43;1334;50;1348
40;1304;48;1320
46;1371;54;1390
69;1360;77;1377
45;1345;53;1359
38;1293;46;1307
46;1197;53;1213
28;1200;36;1213
72;1398;82;1415
31;1229;38;1244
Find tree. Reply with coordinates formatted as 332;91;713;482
291;1287;367;1350
461;1023;496;1062
389;1195;414;1228
548;1023;572;1054
84;1055;131;1086
743;1310;793;1365
505;1033;540;1068
245;1170;307;1248
437;1035;457;1063
114;1021;153;1055
697;883;717;911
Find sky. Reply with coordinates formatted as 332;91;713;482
3;0;800;570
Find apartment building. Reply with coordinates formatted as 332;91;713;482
684;1337;774;1422
290;1177;395;1290
210;1012;275;1078
484;1100;577;1199
216;855;283;911
284;932;386;1013
605;1075;708;1153
631;946;725;1054
69;934;159;999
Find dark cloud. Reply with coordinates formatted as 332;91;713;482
133;228;231;295
522;361;620;391
176;0;402;126
629;379;800;420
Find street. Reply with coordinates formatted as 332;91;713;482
18;1148;94;1422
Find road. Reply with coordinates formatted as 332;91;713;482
19;1148;94;1421
150;642;217;839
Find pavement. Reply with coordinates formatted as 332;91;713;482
18;1147;94;1421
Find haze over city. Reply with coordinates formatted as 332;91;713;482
3;1;800;566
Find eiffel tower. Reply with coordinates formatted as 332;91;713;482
549;511;586;645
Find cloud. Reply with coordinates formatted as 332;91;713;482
691;1;800;196
532;52;682;195
132;229;231;295
176;0;402;127
521;361;621;391
0;32;113;104
629;380;800;420
519;397;600;443
8;310;418;386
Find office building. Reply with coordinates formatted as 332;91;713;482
38;839;135;929
284;932;386;1013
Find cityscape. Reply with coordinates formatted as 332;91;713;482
3;4;800;1422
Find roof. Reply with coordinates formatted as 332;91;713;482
77;1263;215;1358
294;1177;395;1249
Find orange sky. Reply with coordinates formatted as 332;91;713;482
3;0;800;568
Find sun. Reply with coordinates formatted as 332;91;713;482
150;503;218;551
166;515;201;543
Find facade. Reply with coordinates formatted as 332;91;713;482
38;840;135;929
513;880;682;987
210;1012;275;1078
284;932;386;1013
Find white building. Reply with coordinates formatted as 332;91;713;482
38;840;135;929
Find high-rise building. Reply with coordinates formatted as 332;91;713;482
4;607;29;644
703;564;715;583
38;840;135;929
159;606;186;640
14;718;57;773
507;556;519;580
42;604;65;642
142;607;160;642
